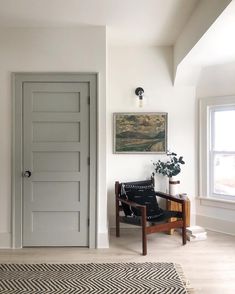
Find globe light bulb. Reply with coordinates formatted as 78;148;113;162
139;98;143;107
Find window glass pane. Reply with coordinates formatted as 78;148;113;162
214;110;235;151
213;154;235;196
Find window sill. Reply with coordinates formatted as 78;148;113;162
197;196;235;210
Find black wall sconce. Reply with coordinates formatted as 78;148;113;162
135;87;144;107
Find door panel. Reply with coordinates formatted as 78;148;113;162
33;152;80;172
33;122;80;142
33;92;80;112
23;82;89;246
32;182;80;204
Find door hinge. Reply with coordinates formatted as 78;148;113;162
88;218;90;227
88;96;90;104
87;157;90;165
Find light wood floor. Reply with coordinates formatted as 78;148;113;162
0;229;234;294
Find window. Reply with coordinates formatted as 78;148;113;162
210;107;235;199
200;96;235;202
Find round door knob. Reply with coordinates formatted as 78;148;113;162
23;170;32;178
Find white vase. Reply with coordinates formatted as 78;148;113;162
153;174;168;193
169;176;180;196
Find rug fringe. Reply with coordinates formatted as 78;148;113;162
174;263;195;294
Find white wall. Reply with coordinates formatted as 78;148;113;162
197;62;235;97
196;62;235;235
0;27;108;248
107;45;196;227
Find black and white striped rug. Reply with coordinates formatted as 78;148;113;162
0;262;191;293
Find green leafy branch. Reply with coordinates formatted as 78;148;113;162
152;151;185;178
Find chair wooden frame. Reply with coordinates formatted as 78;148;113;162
115;181;187;255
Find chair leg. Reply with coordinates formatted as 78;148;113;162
142;226;147;255
115;197;120;237
182;226;186;245
182;201;187;245
141;207;147;255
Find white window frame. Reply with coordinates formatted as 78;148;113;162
209;105;235;200
199;96;235;205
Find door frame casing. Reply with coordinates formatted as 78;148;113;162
12;73;97;248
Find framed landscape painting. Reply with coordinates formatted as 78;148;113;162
113;112;167;153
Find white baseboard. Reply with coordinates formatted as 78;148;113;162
97;232;109;248
0;233;11;248
0;232;110;249
196;214;235;235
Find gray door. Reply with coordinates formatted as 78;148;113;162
22;82;89;246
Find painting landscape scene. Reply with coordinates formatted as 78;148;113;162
114;113;167;153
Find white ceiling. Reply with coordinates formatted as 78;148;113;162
0;0;198;45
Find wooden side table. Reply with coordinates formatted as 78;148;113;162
167;196;190;235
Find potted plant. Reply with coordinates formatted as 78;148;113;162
152;151;185;195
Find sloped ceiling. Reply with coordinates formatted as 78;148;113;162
0;0;198;45
1;0;234;85
174;0;235;86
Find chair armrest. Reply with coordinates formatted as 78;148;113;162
116;196;146;209
155;191;186;204
156;192;187;223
